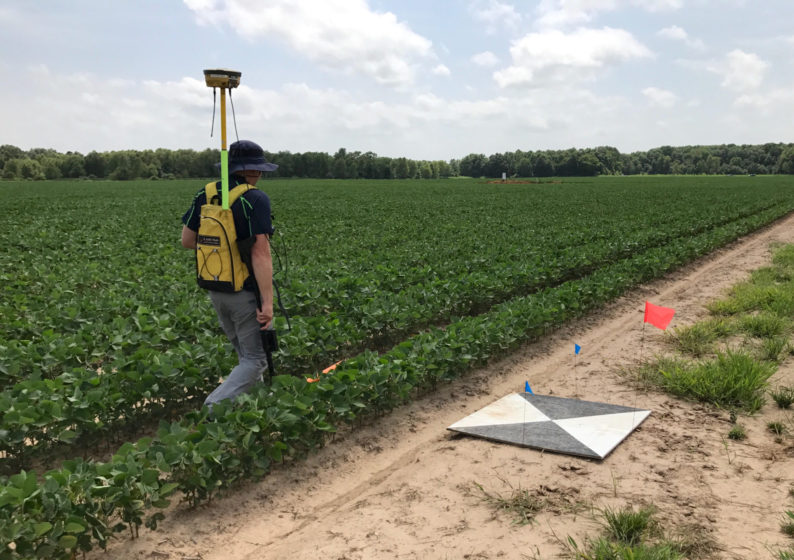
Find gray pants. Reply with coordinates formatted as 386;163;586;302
204;290;268;408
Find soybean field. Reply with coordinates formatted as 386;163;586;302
2;175;794;559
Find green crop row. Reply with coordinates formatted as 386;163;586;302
1;199;789;471
4;177;793;384
0;204;784;559
2;178;791;397
279;194;785;319
278;198;788;371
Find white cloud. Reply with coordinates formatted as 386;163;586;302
735;88;794;111
9;65;165;151
534;0;613;28
414;93;445;110
634;0;682;12
4;62;639;158
642;86;678;107
535;0;680;28
183;0;433;87
657;25;705;49
471;51;500;67
0;5;23;25
27;63;51;79
469;0;522;33
494;27;652;88
143;77;210;107
657;25;685;40
716;49;768;92
7;1;794;161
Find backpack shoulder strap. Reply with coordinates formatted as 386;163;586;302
229;184;255;205
204;181;219;204
204;182;255;207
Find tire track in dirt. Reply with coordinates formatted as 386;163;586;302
251;440;426;550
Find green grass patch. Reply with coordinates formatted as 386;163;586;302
783;511;794;538
472;481;546;526
705;298;743;316
668;318;734;357
601;505;657;546
772;244;794;270
758;336;790;363
748;266;780;285
568;537;684;560
708;284;777;315
768;421;788;437
739;312;789;339
727;424;747;440
563;506;706;560
779;548;794;560
635;351;774;412
771;386;794;409
764;290;794;317
708;244;794;323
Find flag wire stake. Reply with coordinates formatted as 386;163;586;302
633;321;648;428
522;385;529;446
574;349;579;397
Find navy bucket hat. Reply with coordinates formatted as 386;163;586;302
227;140;278;173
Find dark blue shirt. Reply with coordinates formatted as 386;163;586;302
182;176;274;291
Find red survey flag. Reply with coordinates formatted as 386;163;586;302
644;301;675;330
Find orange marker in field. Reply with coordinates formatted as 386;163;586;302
322;361;342;373
306;360;343;383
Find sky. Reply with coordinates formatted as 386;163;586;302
1;0;793;161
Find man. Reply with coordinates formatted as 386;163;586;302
181;140;277;408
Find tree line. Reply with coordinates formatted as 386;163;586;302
2;142;794;181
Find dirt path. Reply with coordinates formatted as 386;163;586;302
101;215;794;560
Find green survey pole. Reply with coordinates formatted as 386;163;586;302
220;149;229;209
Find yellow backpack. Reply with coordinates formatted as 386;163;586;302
196;181;253;292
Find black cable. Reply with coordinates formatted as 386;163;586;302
281;232;290;285
273;278;291;331
271;230;290;284
229;89;239;142
270;232;291;331
210;88;216;137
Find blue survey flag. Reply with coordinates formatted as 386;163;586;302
575;344;581;355
524;381;533;394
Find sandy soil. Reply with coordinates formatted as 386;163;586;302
97;215;794;560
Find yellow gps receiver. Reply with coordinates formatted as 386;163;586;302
203;69;241;89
